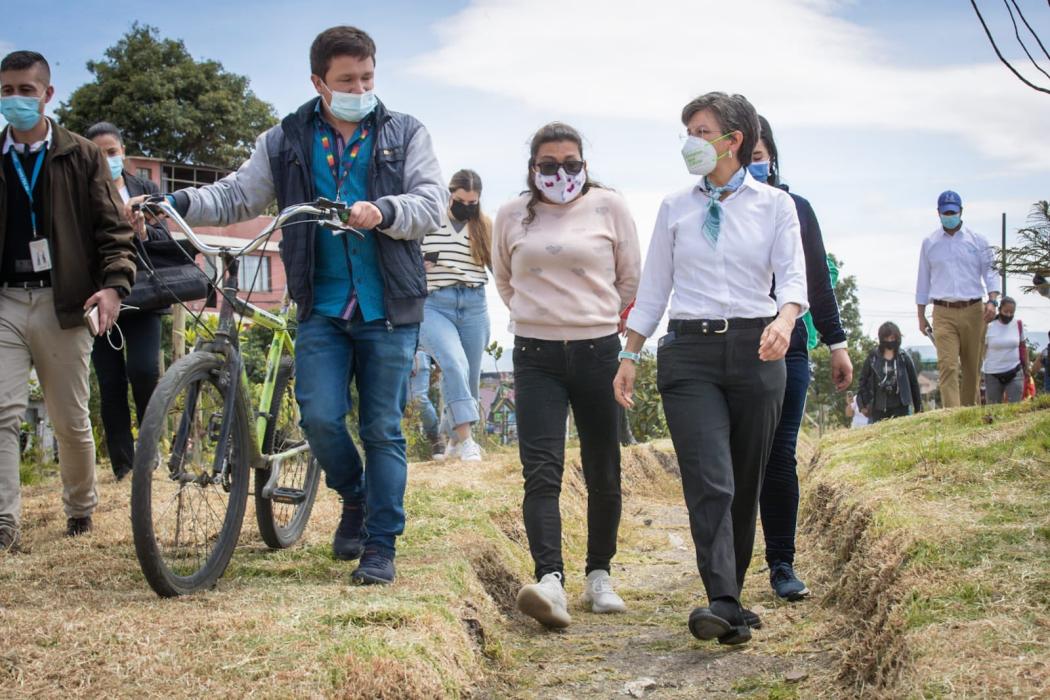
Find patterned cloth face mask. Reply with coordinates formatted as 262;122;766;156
533;165;587;204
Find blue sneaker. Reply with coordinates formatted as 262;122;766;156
332;500;366;561
351;548;396;585
770;561;810;601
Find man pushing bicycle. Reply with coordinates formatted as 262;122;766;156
133;25;444;585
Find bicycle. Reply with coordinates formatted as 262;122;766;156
129;196;364;597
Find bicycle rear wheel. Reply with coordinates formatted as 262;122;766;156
131;351;251;597
255;358;321;549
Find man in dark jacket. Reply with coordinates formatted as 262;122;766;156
143;26;445;584
0;51;137;550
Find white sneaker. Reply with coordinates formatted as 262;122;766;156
458;438;482;462
582;570;627;613
516;572;571;628
434;439;457;462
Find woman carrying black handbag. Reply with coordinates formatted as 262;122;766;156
86;122;175;481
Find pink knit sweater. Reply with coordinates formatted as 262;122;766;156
493;188;640;341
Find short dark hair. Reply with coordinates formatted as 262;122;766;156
681;92;759;173
0;50;51;85
310;26;376;79
1000;295;1016;308
84;121;123;144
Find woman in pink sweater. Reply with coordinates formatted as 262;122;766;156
493;122;641;630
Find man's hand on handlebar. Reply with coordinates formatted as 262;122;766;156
343;201;383;230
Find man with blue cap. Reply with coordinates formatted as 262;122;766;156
916;190;1001;407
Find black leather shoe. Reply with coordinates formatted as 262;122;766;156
688;598;752;645
743;608;762;629
332;500;366;561
66;516;93;537
114;465;133;482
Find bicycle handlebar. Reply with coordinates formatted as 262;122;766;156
133;196;365;257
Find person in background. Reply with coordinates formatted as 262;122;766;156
615;92;807;646
845;391;869;428
750;115;852;603
409;350;444;458
420;169;491;463
1033;331;1050;394
85;121;170;481
0;51;136;549
494;122;640;629
982;296;1028;404
916;190;1000;407
857;322;922;422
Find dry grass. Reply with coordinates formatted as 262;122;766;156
799;397;1050;698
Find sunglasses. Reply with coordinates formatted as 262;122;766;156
535;160;586;177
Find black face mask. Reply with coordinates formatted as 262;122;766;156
999;314;1014;324
880;338;900;351
450;200;479;221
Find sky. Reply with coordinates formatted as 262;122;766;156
5;0;1050;365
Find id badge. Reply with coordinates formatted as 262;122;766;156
29;237;52;272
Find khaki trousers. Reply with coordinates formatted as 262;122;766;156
932;302;985;408
0;288;97;529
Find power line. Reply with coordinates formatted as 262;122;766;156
970;0;1050;94
1003;0;1050;80
1011;0;1050;61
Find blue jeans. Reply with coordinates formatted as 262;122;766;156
759;321;810;567
410;351;440;438
294;314;418;554
418;285;490;429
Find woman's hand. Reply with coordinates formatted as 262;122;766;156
613;361;637;408
759;315;794;361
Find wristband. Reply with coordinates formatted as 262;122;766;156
618;350;641;363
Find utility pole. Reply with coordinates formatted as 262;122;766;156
1001;213;1007;296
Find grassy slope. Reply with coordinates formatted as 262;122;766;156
799;397;1050;698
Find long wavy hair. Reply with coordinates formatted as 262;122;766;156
522;122;603;227
449;168;492;269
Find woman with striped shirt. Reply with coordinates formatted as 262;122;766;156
419;169;492;461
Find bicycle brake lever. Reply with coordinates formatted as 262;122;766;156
315;197;347;211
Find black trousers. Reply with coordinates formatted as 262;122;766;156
91;312;163;475
657;326;786;602
514;334;622;580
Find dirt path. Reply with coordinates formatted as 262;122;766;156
478;492;833;699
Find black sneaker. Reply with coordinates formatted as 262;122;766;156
427;434;445;460
332;500;366;561
770;561;810;601
114;464;133;482
66;516;93;537
688;598;752;645
350;548;396;585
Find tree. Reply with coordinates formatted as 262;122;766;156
56;24;277;169
1001;201;1050;298
806;254;876;431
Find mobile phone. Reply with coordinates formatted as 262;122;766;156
423;251;440;264
84;305;100;335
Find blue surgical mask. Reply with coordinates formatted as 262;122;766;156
107;155;124;181
940;214;961;230
0;95;44;132
747;161;770;183
324;84;377;123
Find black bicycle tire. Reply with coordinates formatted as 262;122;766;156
254;358;321;549
131;351;251;597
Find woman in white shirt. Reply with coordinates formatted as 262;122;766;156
614;92;807;646
983;297;1028;404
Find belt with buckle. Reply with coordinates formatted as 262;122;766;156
1;280;50;290
668;318;770;335
931;298;980;309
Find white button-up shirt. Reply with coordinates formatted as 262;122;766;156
915;225;1000;305
627;171;809;338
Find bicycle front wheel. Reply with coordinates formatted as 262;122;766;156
255;358;321;549
131;351;251;597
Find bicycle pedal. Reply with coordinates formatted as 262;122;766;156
270;487;307;505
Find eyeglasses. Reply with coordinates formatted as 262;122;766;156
680;128;724;141
535;160;586;177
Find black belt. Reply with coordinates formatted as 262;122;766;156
1;279;50;289
669;318;771;335
931;298;980;309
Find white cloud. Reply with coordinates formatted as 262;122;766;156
412;0;1050;170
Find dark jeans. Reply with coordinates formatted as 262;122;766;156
514;334;622;581
871;404;909;422
91;312;162;475
657;325;786;602
294;314;417;554
759;322;810;567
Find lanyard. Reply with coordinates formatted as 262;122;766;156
319;124;369;199
9;147;46;237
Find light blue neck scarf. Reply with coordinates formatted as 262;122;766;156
700;167;746;247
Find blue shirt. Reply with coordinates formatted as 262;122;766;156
310;107;385;320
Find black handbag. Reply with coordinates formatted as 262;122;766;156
125;239;213;312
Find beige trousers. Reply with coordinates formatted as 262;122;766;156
932;302;985;408
0;288;97;529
